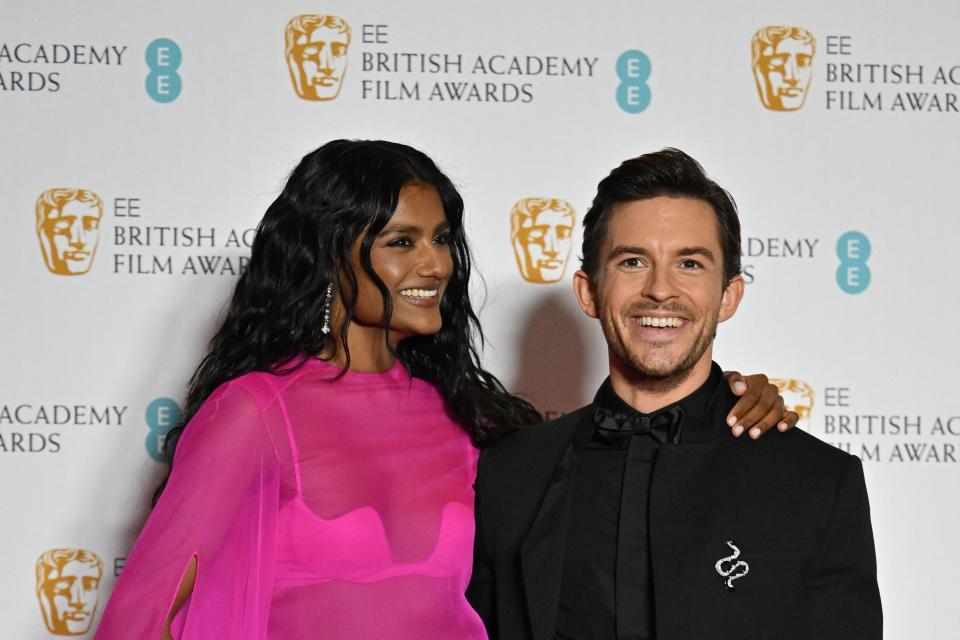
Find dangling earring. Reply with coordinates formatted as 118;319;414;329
321;283;334;335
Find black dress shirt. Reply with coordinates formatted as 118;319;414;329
555;364;725;640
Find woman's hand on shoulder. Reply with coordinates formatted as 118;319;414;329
724;371;799;439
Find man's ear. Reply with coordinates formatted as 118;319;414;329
718;275;745;323
573;270;600;319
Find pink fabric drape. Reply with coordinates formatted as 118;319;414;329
97;359;484;639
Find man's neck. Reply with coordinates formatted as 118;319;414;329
608;352;714;414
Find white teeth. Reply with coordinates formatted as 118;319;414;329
639;316;682;328
400;288;438;298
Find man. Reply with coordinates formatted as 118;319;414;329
35;188;103;275
285;14;352;101
510;197;577;283
36;547;104;635
751;26;816;111
468;149;881;639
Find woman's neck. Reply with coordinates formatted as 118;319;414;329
322;322;398;373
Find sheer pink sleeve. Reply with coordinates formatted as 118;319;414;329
96;380;280;639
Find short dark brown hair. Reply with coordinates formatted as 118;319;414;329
580;148;742;285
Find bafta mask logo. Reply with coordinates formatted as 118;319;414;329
285;14;352;101
35;189;103;276
510;198;576;284
771;378;814;430
751;26;816;111
36;548;103;636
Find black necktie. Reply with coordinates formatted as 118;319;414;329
593;405;685;446
593;404;685;639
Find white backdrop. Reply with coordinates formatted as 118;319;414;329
2;1;958;637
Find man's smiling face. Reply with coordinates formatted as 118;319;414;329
575;196;744;387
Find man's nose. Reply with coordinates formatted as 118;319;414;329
641;265;678;302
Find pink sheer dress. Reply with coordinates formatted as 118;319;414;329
96;358;486;639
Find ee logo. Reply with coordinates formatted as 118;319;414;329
146;38;182;103
616;50;651;113
836;231;871;294
145;397;182;461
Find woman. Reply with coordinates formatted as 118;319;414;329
96;140;793;639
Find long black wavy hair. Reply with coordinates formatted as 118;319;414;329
155;140;540;500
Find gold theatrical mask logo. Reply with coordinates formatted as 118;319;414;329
751;26;816;111
36;548;103;636
36;189;103;276
285;14;352;101
510;198;576;284
771;378;815;430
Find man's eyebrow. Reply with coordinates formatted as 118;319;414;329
607;245;648;260
606;245;717;263
677;246;717;263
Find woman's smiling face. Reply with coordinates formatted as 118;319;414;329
347;182;454;343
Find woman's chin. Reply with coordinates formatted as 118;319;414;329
392;321;443;342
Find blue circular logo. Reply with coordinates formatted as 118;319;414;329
145;72;182;103
836;231;871;294
145;38;182;103
616;50;652;113
145;38;182;70
145;397;182;461
836;231;871;262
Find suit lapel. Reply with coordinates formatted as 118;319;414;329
519;412;586;640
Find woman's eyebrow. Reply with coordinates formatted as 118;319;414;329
378;224;421;236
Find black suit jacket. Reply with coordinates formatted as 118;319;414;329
467;385;882;639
